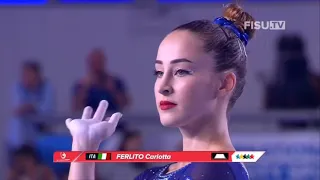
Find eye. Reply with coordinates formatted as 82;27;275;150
174;69;192;77
153;70;164;78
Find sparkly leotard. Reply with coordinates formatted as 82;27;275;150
135;162;249;180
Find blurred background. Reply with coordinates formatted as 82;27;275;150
0;0;319;179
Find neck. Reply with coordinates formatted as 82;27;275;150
179;111;234;152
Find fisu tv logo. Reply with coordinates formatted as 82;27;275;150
244;21;286;30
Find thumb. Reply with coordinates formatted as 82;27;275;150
65;118;72;129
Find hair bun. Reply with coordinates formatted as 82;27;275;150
223;3;256;40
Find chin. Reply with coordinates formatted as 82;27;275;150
159;114;186;127
160;120;179;127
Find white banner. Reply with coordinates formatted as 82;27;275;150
232;132;320;180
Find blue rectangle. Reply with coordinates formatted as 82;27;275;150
60;0;134;3
0;0;47;4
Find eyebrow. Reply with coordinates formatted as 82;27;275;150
155;58;193;64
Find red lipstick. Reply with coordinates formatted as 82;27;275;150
159;101;177;110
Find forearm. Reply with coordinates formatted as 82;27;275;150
69;162;95;180
68;141;96;180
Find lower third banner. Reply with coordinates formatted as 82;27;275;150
53;151;264;163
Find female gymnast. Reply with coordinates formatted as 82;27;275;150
66;3;255;180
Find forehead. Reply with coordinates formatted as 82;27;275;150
157;30;210;64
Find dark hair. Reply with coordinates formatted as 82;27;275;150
173;4;256;109
23;60;42;74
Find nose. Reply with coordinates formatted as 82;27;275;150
158;82;174;96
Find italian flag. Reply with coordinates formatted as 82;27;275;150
98;153;107;160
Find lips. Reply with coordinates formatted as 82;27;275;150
159;101;177;110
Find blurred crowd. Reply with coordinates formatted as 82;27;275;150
5;34;320;180
261;34;320;109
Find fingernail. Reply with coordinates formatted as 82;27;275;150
117;113;123;118
85;106;92;110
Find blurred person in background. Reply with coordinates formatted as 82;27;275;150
66;4;255;180
72;48;131;113
261;34;320;109
97;130;148;180
8;144;56;180
7;60;55;150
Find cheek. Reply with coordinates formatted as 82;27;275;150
175;77;213;106
154;81;158;100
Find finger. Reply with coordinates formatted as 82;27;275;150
93;100;109;121
65;118;72;129
81;106;93;119
108;112;122;127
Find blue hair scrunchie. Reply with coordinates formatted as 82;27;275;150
213;17;249;46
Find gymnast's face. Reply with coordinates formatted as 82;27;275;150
154;30;222;127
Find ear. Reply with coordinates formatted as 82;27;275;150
218;72;236;96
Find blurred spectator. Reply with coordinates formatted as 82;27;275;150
72;48;131;113
118;130;144;151
261;34;320;109
8;145;56;180
7;60;55;149
97;130;148;180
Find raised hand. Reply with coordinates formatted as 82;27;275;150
66;100;122;150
